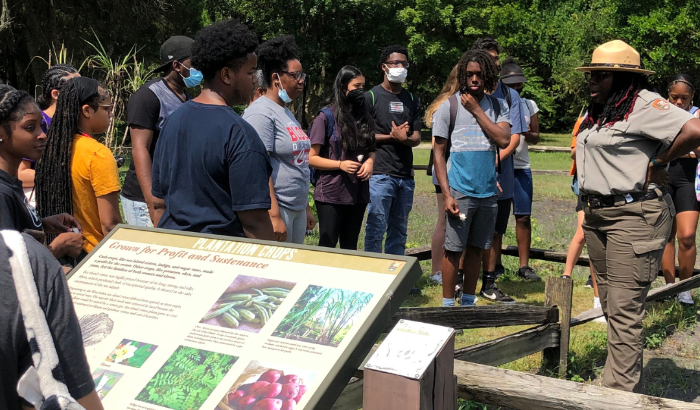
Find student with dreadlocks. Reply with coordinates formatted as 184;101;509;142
433;50;511;307
576;40;700;392
660;73;700;306
19;64;79;208
0;85;84;262
36;77;122;260
308;65;376;250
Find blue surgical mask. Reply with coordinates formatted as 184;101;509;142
179;64;203;88
276;73;293;103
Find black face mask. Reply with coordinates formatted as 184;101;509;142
347;88;365;106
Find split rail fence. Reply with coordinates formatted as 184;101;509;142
329;246;700;410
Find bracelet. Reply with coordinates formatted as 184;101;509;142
650;158;664;169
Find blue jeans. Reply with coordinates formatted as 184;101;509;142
120;196;154;227
364;174;414;255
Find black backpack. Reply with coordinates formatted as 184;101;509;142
427;93;503;175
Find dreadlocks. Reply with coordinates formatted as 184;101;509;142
457;50;499;94
578;72;652;134
36;64;79;110
35;79;106;221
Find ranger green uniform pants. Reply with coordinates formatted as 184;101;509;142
582;193;672;392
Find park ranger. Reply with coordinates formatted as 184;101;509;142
575;40;700;392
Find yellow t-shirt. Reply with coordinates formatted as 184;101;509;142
71;134;121;252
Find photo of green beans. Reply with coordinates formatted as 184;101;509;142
272;286;373;347
200;276;295;333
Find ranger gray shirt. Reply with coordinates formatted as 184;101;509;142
577;90;695;196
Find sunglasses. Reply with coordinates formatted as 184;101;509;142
584;71;613;82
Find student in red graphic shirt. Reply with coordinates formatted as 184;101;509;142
243;35;316;244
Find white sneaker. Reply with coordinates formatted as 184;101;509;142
593;297;601;309
678;291;694;306
429;272;443;286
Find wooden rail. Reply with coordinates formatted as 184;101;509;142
388;305;559;331
454;323;559;366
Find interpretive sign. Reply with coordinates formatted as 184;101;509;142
67;226;421;410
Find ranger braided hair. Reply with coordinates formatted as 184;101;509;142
577;72;652;134
457;50;499;94
0;85;35;135
36;64;79;110
36;78;106;219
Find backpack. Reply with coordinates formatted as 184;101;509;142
427;93;503;175
309;107;339;186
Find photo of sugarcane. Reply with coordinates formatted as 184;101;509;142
200;275;295;333
272;286;373;347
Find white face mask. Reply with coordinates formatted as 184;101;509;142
384;65;408;83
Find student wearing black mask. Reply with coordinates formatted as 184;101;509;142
308;65;376;249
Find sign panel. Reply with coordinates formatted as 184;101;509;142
67;226;421;410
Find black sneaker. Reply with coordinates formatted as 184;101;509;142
494;264;505;279
480;285;516;304
561;274;572;279
518;266;542;281
585;275;593;289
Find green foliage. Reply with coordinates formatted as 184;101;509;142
136;346;237;410
6;0;700;132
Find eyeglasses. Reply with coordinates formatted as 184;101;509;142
385;60;410;68
281;71;307;82
584;71;613;82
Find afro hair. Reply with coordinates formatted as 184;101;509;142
379;45;409;68
191;19;258;82
256;35;299;87
471;38;502;53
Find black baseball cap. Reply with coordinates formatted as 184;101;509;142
500;63;527;85
158;36;195;71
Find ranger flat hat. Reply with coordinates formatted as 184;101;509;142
576;40;654;75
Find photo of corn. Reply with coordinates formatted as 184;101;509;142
200;276;295;333
272;286;373;347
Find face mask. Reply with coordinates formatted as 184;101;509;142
276;73;293;103
384;65;408;83
347;89;365;105
179;64;203;88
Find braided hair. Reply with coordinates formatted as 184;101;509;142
457;50;499;94
35;79;106;219
577;72;652;134
0;86;35;138
36;64;79;110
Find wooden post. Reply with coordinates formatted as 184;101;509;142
363;321;456;410
542;277;573;378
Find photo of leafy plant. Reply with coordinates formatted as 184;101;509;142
272;286;374;347
104;339;158;368
92;368;123;401
136;346;238;410
200;275;295;333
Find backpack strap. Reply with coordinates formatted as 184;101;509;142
320;107;340;160
486;94;502;174
369;90;376;106
500;81;512;108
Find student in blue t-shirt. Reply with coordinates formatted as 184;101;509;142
472;38;542;286
433;50;511;307
151;19;274;240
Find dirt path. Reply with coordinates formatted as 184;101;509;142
643;325;700;402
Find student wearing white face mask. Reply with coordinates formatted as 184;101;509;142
364;45;422;256
243;35;316;244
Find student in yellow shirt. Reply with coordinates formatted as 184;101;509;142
36;77;122;260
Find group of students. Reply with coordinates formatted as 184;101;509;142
3;17;700;406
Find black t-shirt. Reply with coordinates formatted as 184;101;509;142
0;169;43;232
122;78;191;202
152;101;272;237
0;233;94;409
366;85;421;178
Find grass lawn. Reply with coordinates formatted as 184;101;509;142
539;132;573;147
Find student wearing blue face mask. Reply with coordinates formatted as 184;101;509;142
243;35;316;244
122;35;202;228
